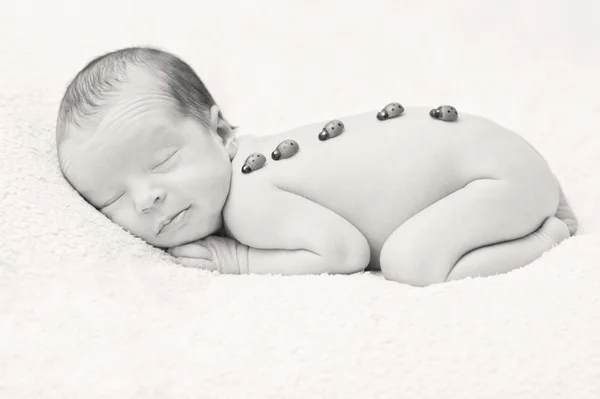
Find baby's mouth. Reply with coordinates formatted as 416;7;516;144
158;206;190;235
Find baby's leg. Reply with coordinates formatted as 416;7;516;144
445;216;569;281
379;177;561;286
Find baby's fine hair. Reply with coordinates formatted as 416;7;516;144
56;46;219;151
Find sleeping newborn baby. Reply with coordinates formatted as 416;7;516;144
56;47;578;286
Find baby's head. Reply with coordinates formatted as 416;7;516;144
56;47;238;248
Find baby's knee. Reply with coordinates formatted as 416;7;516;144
379;241;446;287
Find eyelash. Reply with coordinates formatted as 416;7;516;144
101;194;123;209
154;152;177;169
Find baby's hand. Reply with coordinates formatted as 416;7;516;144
168;239;217;271
168;235;248;274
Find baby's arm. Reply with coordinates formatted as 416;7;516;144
234;187;371;276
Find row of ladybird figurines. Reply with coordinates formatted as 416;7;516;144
241;103;459;174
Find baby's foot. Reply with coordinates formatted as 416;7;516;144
556;185;578;236
533;216;571;246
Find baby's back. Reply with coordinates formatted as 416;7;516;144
228;106;552;268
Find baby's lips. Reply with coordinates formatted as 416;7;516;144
318;120;345;141
377;102;404;120
241;152;267;174
271;139;299;160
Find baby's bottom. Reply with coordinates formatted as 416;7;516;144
379;175;572;286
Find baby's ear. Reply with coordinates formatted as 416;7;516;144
209;104;235;131
208;104;221;130
224;133;238;160
209;105;237;159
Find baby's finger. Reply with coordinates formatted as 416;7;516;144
172;257;218;271
168;243;213;259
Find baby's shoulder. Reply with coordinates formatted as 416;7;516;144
223;170;330;249
222;169;279;245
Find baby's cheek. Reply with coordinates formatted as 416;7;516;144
103;206;145;237
184;167;230;211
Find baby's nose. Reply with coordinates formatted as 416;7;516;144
241;152;267;174
318;120;345;141
135;189;164;213
271;139;299;160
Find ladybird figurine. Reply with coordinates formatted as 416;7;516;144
271;139;299;160
241;152;267;174
429;105;458;121
376;102;404;120
318;120;345;141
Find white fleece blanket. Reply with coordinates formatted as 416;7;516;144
1;1;599;398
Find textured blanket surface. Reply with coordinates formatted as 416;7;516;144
1;1;599;398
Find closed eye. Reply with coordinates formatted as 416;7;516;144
153;151;178;170
100;192;124;209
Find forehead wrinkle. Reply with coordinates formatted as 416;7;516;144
97;95;173;139
77;101;178;172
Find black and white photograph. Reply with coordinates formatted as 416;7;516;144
1;0;599;398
